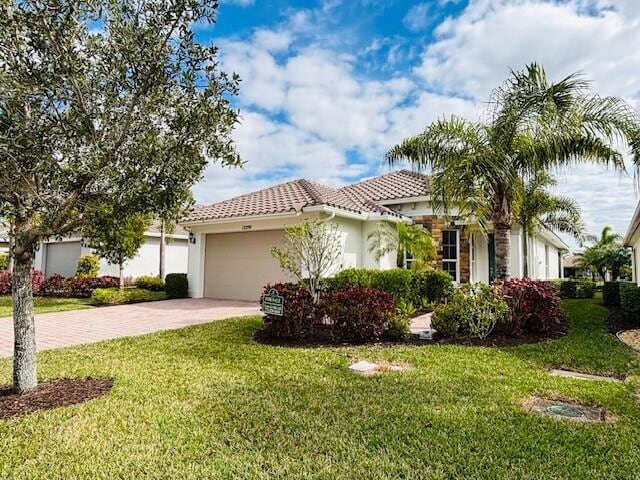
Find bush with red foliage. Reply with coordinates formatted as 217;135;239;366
0;270;44;295
498;278;563;334
319;286;395;343
41;273;68;297
64;275;119;297
260;283;315;339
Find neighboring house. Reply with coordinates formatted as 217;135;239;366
563;254;590;279
181;170;569;301
32;222;189;279
624;201;640;285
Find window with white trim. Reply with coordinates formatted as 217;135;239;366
442;230;459;282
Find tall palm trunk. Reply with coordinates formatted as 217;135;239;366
522;229;529;278
12;248;37;394
494;224;511;280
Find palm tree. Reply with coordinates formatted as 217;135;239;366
578;226;629;280
387;63;640;280
515;171;585;277
368;221;437;270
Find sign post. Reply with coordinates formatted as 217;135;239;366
262;289;284;316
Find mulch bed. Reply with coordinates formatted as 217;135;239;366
428;319;569;347
0;378;113;420
254;316;569;348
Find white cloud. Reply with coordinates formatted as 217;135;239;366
223;0;254;6
253;29;292;52
403;3;432;32
416;0;640;102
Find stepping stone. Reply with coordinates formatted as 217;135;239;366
410;313;433;335
525;397;606;423
548;369;622;383
349;360;379;376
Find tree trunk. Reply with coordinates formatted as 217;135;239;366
119;262;124;289
159;220;166;280
494;224;511;281
12;253;37;394
522;229;529;278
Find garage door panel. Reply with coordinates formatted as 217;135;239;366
204;230;291;301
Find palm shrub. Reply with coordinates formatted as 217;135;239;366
387;64;640;280
367;221;437;270
514;172;584;277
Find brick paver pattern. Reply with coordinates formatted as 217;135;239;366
0;299;261;358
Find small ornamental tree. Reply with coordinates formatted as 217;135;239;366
0;0;241;393
83;204;151;288
76;254;100;277
271;220;343;302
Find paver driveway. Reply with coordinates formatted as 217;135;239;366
0;299;261;358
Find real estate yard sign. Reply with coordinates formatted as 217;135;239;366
262;289;284;316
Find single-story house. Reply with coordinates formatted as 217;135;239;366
180;170;569;301
624;201;640;284
31;222;189;279
562;254;591;279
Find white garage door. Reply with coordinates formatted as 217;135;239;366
45;241;82;278
204;230;291;301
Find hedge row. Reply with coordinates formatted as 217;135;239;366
603;281;622;307
620;282;640;323
326;268;454;307
551;279;597;299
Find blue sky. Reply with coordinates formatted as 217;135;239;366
191;0;640;250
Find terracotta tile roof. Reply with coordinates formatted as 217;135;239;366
339;170;430;203
182;170;428;223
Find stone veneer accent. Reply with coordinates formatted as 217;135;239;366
412;215;470;283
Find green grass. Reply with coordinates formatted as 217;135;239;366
1;298;639;479
0;296;93;318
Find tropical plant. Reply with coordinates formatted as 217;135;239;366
577;226;630;281
271;219;343;302
367;221;437;270
76;255;100;277
387;63;640;280
0;0;240;394
514;171;584;277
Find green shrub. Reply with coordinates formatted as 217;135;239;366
384;300;414;341
136;275;165;291
412;270;454;305
76;254;100;277
328;268;454;307
327;268;414;304
559;280;577;299
576;280;596;299
603;281;621;307
432;284;508;339
91;287;167;305
0;253;8;271
165;273;188;298
620;282;640;322
326;268;373;291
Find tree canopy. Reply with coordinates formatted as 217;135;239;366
0;0;241;393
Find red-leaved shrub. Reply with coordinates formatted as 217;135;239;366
261;283;314;339
498;278;563;334
41;273;68;297
0;270;44;295
65;275;119;297
0;271;11;295
319;286;395;343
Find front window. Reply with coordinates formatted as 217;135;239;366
442;230;459;282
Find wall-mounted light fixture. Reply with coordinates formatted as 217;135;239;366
188;232;196;244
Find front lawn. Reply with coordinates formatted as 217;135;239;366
1;298;639;479
0;296;93;318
